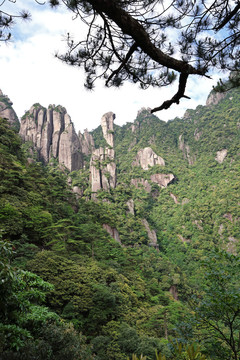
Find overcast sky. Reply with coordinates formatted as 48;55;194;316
0;0;224;133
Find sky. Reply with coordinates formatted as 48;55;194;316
0;0;224;133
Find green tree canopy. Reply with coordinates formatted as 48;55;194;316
192;250;240;360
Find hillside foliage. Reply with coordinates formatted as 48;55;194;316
0;86;240;359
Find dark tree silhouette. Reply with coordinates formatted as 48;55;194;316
50;0;240;112
2;0;240;112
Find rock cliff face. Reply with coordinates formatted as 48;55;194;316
0;90;20;130
90;147;116;192
133;147;165;170
141;219;159;250
103;224;121;245
178;134;196;165
206;91;226;106
90;112;117;196
150;173;175;188
19;104;82;171
130;174;174;192
130;178;152;192
101;112;115;147
78;129;95;156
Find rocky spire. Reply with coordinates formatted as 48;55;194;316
19;104;82;171
90;112;117;197
101;111;115;147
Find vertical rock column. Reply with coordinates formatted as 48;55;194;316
19;104;83;171
90;112;117;196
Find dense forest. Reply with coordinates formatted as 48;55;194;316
0;85;240;359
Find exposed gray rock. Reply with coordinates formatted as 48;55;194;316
178;134;196;165
206;91;226;106
130;178;152;192
79;129;95;156
90;147;116;195
90;113;117;197
133;147;165;170
178;234;190;243
150;173;175;188
194;128;202;141
215;149;227;163
90;147;104;193
72;186;83;199
141;219;159;250
170;193;179;204
169;285;178;300
226;236;238;255
218;224;224;235
101;112;115;147
59;121;82;171
193;220;203;230
20;104;82;171
103;224;121;245
126;199;135;215
0;90;20;130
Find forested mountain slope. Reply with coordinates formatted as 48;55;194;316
0;85;240;360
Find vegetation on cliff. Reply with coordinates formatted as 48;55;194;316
0;85;240;359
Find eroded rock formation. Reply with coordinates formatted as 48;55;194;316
133;147;165;170
178;134;196;165
103;224;121;245
130;178;152;192
150;174;175;188
19;104;82;171
126;199;135;215
0;90;20;130
101;112;115;147
90;147;116;193
79;129;95;156
90;112;117;196
206;91;226;106
141;219;159;250
215;149;227;163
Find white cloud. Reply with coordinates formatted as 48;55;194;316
0;1;222;133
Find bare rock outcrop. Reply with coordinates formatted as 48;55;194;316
90;147;116;194
59;122;82;171
150;174;175;188
130;174;174;192
79;129;95;156
90;112;117;197
0;90;20;130
178;134;196;165
169;285;178;300
20;104;82;171
170;193;179;204
206;91;226;106
131;178;152;192
194;128;202;141
126;199;135;215
141;219;159;250
226;236;238;255
103;224;121;245
215;149;227;163
101;112;115;147
133;147;165;170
